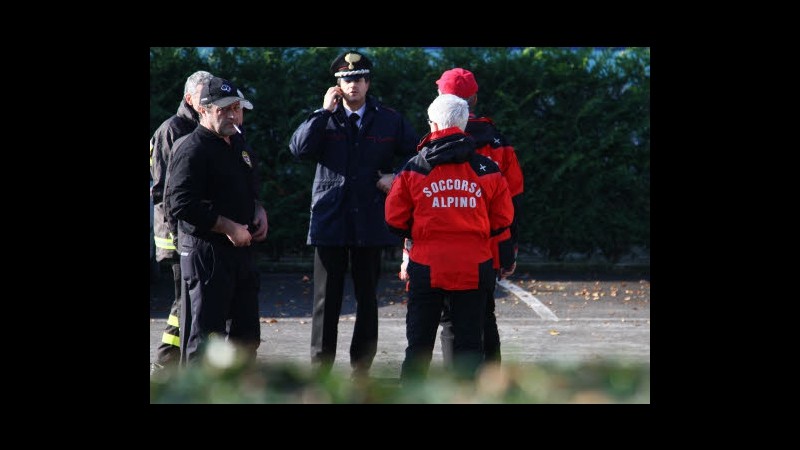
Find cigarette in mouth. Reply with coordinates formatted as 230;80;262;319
233;124;242;134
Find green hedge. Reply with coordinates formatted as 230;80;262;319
150;339;649;404
150;47;650;262
150;360;650;404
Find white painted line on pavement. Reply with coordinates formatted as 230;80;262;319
497;279;559;321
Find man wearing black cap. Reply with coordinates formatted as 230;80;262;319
289;50;418;377
165;77;267;365
150;72;261;376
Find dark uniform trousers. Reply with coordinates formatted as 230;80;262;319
310;246;381;374
179;234;261;365
439;274;501;366
400;259;495;380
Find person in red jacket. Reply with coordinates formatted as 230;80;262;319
399;68;524;366
437;68;524;365
385;94;515;380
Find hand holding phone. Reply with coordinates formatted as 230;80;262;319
324;87;343;111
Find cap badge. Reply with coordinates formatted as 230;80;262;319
344;53;361;69
242;150;252;168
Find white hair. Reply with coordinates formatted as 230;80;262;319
184;70;214;95
428;94;469;131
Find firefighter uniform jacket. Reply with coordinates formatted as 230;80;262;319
149;100;199;261
466;114;524;269
289;95;417;247
166;126;259;245
385;127;515;290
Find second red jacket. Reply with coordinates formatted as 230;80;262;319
385;127;514;290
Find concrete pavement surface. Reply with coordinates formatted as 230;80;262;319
150;270;650;379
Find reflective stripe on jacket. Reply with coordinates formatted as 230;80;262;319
150;100;198;261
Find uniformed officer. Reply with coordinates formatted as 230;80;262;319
289;50;418;377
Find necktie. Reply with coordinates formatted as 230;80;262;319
349;113;360;136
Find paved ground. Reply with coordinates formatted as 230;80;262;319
150;268;650;379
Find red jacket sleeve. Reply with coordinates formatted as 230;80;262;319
488;173;514;239
385;171;413;238
499;145;524;198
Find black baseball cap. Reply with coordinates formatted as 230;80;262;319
199;77;249;108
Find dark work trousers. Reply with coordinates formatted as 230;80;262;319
401;259;493;381
155;261;182;367
440;273;500;366
179;234;261;365
310;246;381;375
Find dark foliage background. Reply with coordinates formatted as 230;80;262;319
149;47;649;262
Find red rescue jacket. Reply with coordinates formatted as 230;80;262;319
466;115;524;268
385;127;514;290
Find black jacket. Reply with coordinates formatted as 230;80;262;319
166;126;259;246
150;100;199;204
149;100;199;260
289;95;417;246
